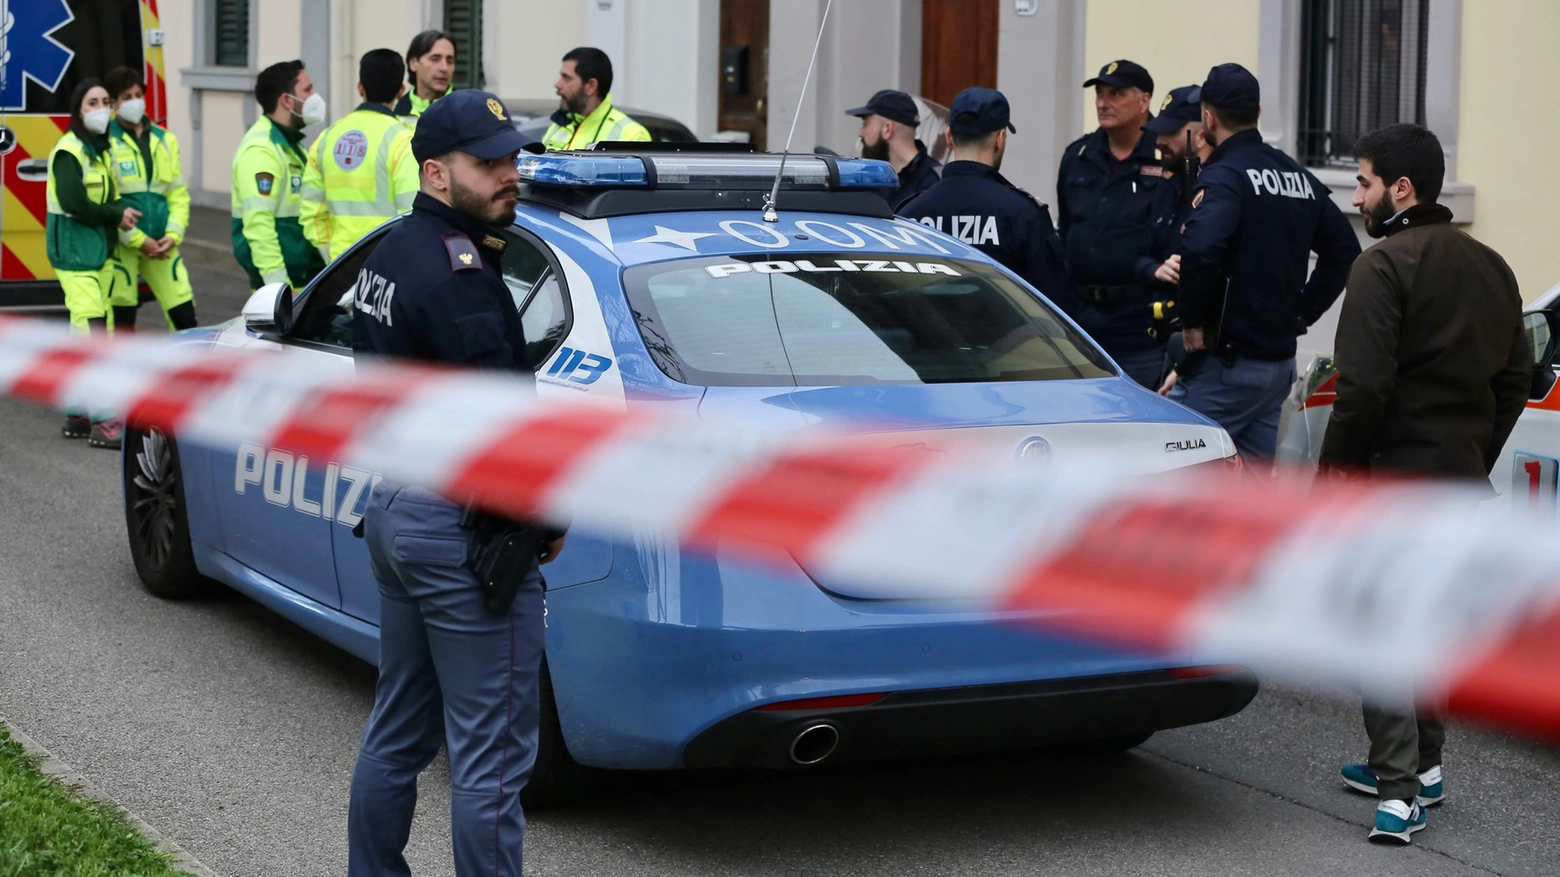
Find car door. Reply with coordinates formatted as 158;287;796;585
333;228;587;623
212;234;388;609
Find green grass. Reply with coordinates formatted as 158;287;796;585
0;725;191;877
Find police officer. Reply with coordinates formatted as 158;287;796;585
103;65;197;332
900;88;1080;317
1056;60;1166;388
394;30;456;127
347;90;559;877
1138;84;1208;372
845;89;941;210
1172;64;1360;468
301;49;418;262
543;47;651;149
231;60;327;290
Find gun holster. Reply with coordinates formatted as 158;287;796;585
462;506;549;616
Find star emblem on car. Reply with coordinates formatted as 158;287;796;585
631;225;716;252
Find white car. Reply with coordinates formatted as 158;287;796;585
1278;280;1560;511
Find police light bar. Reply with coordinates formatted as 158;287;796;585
516;153;897;191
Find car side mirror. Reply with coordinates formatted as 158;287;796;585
242;282;295;335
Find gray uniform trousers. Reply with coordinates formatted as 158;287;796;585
347;483;545;877
1364;703;1445;801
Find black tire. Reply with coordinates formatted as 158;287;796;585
522;660;595;807
123;427;208;599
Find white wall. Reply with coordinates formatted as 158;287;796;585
485;0;588;100
768;0;922;156
996;0;1086;205
616;0;720;137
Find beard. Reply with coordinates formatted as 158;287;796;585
450;174;518;225
860;137;889;161
560;90;587;116
1361;191;1396;239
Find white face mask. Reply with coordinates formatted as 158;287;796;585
82;107;112;135
117;98;146;125
292;92;328;127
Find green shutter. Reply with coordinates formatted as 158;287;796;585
443;0;486;90
214;0;250;67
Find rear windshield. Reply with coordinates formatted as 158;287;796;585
622;255;1113;387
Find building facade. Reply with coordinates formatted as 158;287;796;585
161;0;1558;320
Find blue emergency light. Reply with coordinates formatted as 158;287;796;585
516;153;898;191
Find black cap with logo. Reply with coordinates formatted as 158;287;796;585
845;89;921;127
411;90;543;163
1142;84;1203;134
1198;63;1261;116
948;87;1016;136
1083;59;1154;94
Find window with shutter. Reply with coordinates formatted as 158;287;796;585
1298;0;1429;167
443;0;486;90
213;0;251;68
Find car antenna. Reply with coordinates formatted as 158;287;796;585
762;0;833;223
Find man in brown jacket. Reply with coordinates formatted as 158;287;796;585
1321;123;1531;845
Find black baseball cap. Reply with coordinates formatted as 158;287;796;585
1083;59;1154;94
1199;63;1260;115
845;89;920;127
411;90;542;163
1143;85;1203;134
948;87;1016;136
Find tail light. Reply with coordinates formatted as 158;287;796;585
1169;665;1246;679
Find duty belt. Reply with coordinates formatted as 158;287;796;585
1085;284;1141;306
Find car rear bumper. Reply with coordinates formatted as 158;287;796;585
681;667;1258;769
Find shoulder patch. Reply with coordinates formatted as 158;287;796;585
443;231;483;271
1192;188;1205;209
255;172;274;195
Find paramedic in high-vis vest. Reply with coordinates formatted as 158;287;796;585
46;79;141;448
103;65;197;332
231;60;327;290
542;47;651;150
393;30;456;127
301;49;419;263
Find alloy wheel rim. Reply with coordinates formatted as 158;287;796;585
129;430;177;570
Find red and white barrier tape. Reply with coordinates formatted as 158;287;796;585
3;316;1558;737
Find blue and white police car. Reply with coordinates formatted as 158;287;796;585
122;147;1256;801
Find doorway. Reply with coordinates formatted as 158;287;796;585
717;0;769;150
920;0;1000;108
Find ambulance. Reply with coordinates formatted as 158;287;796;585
0;0;169;311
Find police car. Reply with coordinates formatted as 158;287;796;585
1280;279;1560;507
122;147;1255;801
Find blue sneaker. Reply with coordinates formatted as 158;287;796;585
1340;763;1445;807
1368;799;1427;844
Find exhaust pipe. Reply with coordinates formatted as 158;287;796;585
788;723;840;765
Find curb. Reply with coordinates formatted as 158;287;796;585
1;717;222;877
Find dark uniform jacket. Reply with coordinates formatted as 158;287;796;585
1320;204;1530;480
1056;126;1166;353
1175;129;1360;361
900;161;1080;317
352;192;529;372
886;141;942;211
1139;165;1193;292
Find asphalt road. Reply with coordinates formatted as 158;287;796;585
1;257;1557;876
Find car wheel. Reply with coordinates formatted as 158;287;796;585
522;659;595;807
123;427;208;599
